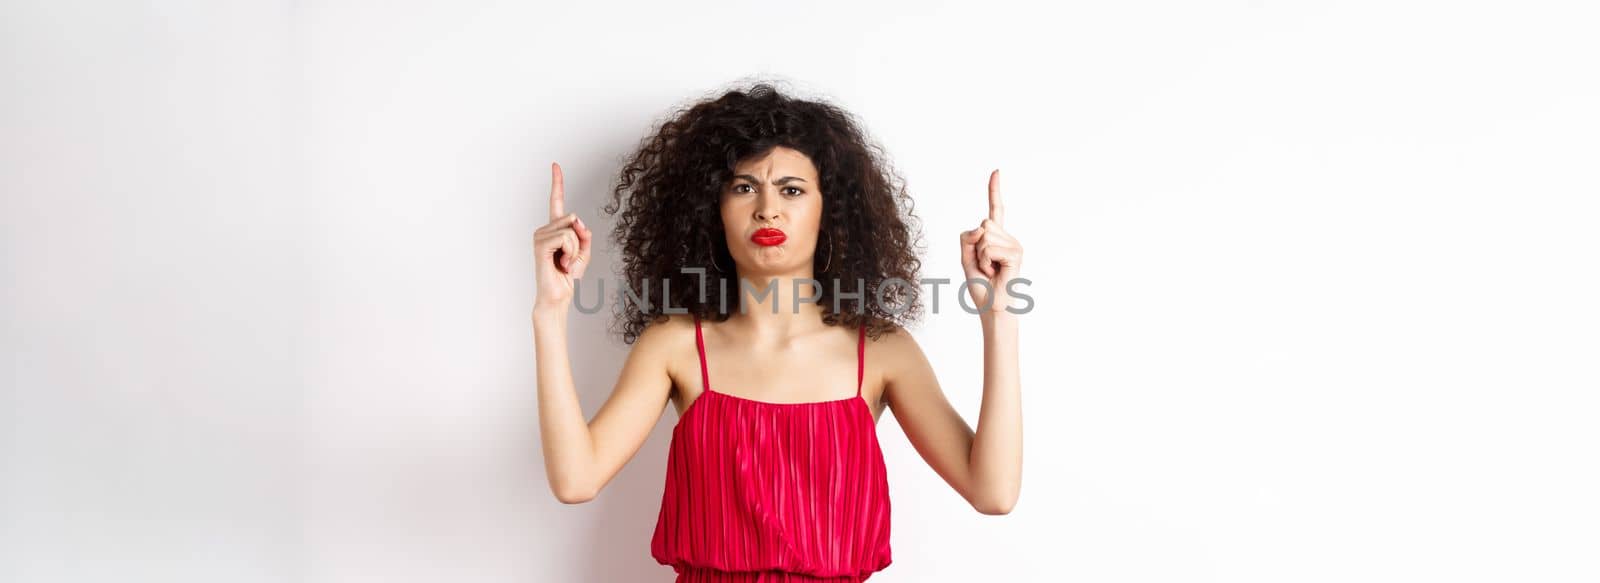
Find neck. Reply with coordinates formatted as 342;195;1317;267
727;268;828;337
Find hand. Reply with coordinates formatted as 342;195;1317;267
959;169;1024;314
533;162;594;312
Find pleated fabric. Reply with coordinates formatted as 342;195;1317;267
651;315;892;582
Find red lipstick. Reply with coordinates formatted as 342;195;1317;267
751;228;787;246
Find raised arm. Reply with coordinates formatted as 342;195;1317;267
883;169;1024;515
533;162;675;504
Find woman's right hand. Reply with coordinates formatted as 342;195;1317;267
533;162;593;313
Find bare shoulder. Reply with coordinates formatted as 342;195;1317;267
628;313;697;362
627;313;701;406
869;322;928;365
868;323;934;401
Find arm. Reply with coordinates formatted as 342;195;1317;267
533;161;674;504
885;168;1024;515
534;308;676;504
882;312;1023;515
971;311;1023;513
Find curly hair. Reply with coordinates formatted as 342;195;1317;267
601;81;925;344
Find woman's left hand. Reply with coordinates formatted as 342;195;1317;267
960;169;1024;315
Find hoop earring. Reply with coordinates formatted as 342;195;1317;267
818;232;833;273
708;240;724;272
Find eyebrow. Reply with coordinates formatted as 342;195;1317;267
733;174;809;185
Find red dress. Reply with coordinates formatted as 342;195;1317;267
651;314;893;582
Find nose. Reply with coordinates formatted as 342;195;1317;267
754;192;781;223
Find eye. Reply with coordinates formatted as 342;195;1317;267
782;186;805;196
732;183;754;194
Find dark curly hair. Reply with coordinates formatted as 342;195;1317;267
601;81;925;344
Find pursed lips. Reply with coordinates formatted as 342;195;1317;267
750;228;787;246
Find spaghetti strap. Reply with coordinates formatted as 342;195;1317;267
856;324;866;398
693;314;712;393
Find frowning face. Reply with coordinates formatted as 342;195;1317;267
720;146;824;277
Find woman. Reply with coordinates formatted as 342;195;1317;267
533;83;1023;582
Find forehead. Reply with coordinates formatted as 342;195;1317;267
731;146;818;177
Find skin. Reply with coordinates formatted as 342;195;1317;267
532;146;1023;515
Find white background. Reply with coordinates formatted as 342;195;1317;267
5;1;1598;582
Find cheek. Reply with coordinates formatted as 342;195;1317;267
804;198;825;229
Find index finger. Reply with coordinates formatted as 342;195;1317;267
549;162;565;220
988;169;1004;226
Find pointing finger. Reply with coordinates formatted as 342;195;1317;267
988;169;1004;226
549;162;565;221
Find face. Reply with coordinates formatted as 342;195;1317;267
720;146;824;277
